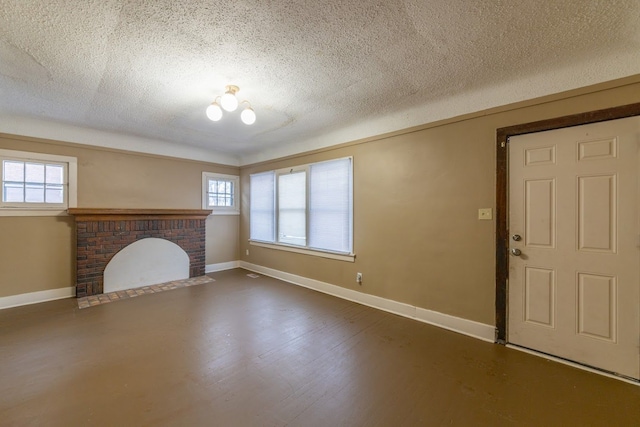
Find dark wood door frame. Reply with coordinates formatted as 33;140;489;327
495;102;640;343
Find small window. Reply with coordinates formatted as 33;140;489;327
202;172;239;215
0;149;77;216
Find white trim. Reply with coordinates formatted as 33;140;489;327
250;240;355;262
209;211;240;216
205;261;241;273
68;157;77;207
506;344;640;386
414;307;496;342
239;261;495;342
0;287;75;310
0;149;76;164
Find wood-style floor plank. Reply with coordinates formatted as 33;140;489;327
1;268;639;426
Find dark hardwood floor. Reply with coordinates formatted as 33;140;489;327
1;268;638;426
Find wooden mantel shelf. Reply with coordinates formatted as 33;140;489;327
67;208;212;221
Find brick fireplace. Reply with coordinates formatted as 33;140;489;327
68;209;211;297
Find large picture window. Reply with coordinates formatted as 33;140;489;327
250;157;353;259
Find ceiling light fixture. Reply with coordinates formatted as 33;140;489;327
240;101;256;125
206;85;256;125
205;97;223;121
220;85;239;111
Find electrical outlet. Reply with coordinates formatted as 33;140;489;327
356;272;363;284
246;249;249;256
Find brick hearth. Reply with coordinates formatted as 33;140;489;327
68;209;211;297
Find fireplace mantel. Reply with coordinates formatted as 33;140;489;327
67;208;211;221
68;208;211;297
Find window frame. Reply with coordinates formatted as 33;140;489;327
249;157;354;262
0;149;77;216
201;172;240;215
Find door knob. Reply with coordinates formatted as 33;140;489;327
512;234;522;241
511;248;522;256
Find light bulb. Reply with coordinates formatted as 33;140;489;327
220;92;238;112
206;102;223;121
241;107;256;125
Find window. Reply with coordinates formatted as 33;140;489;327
249;157;353;260
278;171;306;245
249;171;275;241
0;149;77;216
202;172;239;215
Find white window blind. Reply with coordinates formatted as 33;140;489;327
249;157;353;256
278;171;306;246
309;158;352;253
250;171;275;242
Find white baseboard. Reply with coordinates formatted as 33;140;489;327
415;307;496;342
0;287;75;310
206;261;241;273
240;261;495;343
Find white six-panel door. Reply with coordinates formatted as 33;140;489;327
508;116;640;380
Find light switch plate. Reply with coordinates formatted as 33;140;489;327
478;208;493;220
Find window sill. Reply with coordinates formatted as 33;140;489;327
0;208;69;217
249;240;355;262
208;210;240;216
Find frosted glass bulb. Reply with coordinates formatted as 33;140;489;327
220;92;238;112
206;103;222;121
241;107;256;125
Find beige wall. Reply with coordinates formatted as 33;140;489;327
206;215;239;264
3;76;639;321
0;134;239;297
239;76;640;326
0;216;75;297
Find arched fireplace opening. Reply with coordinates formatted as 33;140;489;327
103;238;190;293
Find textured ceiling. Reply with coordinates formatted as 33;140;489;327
0;0;639;165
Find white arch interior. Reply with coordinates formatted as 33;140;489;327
103;238;190;293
